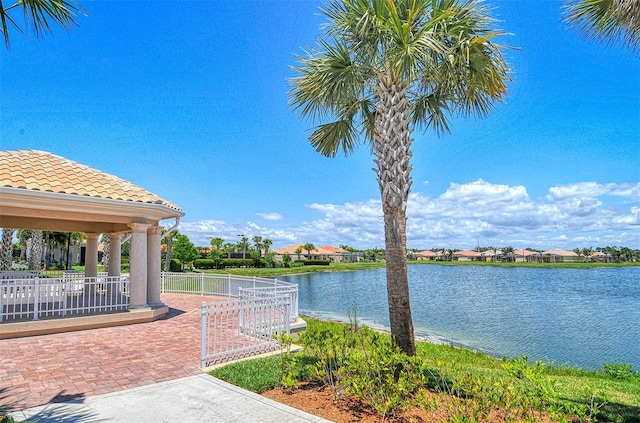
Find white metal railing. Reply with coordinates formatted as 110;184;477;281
0;275;130;322
161;272;298;322
200;294;290;367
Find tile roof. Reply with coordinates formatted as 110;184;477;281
274;243;345;255
0;150;181;211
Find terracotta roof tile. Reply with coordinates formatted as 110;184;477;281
0;150;181;211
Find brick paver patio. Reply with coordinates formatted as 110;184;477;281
0;294;221;411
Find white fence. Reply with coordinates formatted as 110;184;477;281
161;272;298;322
0;273;129;322
200;294;290;367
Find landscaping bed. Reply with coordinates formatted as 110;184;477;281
211;317;640;423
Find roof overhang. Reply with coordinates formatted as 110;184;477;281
0;187;184;233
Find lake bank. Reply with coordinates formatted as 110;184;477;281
282;265;640;371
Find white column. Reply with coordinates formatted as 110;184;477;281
147;225;164;307
107;232;124;277
128;223;151;309
84;233;100;278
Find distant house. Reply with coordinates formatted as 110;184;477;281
513;249;541;263
273;243;354;263
452;250;482;261
590;251;613;263
541;249;580;263
415;250;438;261
480;249;502;262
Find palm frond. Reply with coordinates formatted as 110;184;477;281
564;0;640;53
309;118;362;158
2;0;88;48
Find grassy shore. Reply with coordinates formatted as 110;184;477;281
199;259;638;278
212;317;640;423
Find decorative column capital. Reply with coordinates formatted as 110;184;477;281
147;225;164;235
128;223;152;233
85;232;100;240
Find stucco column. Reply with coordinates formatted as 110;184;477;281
107;232;124;277
128;223;151;309
147;225;164;307
84;233;100;278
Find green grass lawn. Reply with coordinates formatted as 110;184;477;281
211;317;640;423
197;260;638;278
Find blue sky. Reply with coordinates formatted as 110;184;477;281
2;1;639;250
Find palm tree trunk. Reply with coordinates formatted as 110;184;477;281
373;74;416;356
29;230;44;271
102;234;110;270
1;228;14;270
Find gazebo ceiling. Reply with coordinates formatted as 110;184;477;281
0;150;184;233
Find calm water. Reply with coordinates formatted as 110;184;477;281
282;265;640;370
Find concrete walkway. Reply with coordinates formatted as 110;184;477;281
10;374;331;423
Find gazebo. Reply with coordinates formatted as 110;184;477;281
0;150;184;337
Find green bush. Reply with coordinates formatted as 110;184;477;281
294;260;331;266
601;362;638;380
221;258;253;268
193;259;215;269
169;258;182;272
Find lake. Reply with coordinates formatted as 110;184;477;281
282;265;640;371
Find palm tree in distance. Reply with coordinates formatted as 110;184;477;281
302;243;316;260
294;247;303;260
1;0;88;48
564;0;640;54
290;0;511;355
209;237;224;251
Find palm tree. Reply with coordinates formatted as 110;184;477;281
564;0;640;53
252;236;263;256
209;237;224;251
302;243;316;259
162;230;179;271
222;242;235;258
290;0;510;355
16;229;31;261
1;227;14;270
294;246;303;260
262;238;273;255
101;233;110;269
29;229;43;270
1;0;88;48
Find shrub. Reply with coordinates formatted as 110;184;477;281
221;258;253;268
169;258;182;272
294;260;331;266
601;362;638;380
193;259;215;269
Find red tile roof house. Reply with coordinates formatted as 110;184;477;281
452;250;483;261
415;250;438;260
0;150;184;338
541;248;580;263
273;243;352;263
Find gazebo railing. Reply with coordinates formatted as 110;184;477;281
161;272;298;322
0;275;130;322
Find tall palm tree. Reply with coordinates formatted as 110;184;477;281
209;237;224;251
29;229;43;270
252;236;263;256
302;243;316;259
564;0;640;53
1;228;14;270
1;0;88;48
162;230;178;271
290;0;510;355
262;238;273;255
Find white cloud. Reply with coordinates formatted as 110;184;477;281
256;212;283;221
177;180;640;250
